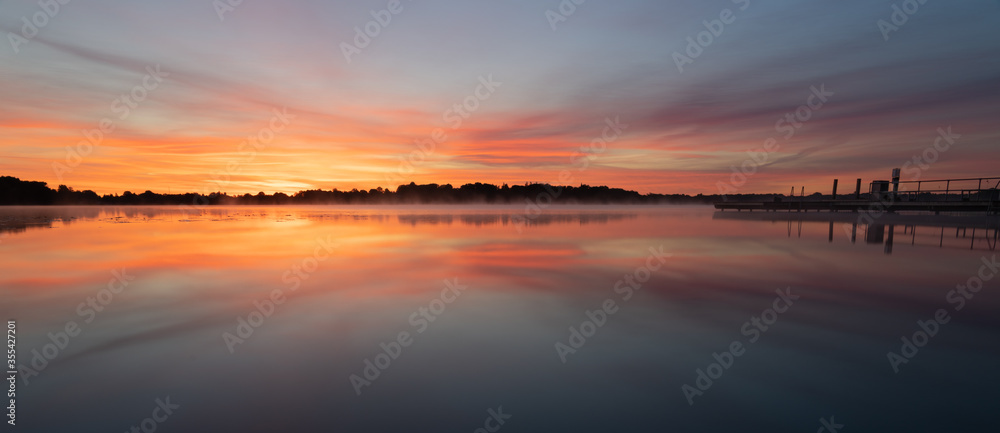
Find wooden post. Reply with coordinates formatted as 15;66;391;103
885;224;895;255
832;179;839;200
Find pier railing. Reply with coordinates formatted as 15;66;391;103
873;177;1000;202
716;174;1000;214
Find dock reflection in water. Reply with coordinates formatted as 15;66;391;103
714;210;1000;254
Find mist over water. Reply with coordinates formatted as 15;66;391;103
2;206;997;432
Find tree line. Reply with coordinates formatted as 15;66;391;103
0;176;775;205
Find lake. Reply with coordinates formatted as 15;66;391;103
2;205;998;432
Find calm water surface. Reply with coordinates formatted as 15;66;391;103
2;206;997;432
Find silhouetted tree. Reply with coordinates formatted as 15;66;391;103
0;175;777;206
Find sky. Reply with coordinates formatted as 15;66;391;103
1;0;999;195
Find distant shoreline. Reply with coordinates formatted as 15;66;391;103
1;175;768;206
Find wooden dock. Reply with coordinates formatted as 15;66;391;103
714;200;998;213
716;174;1000;215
